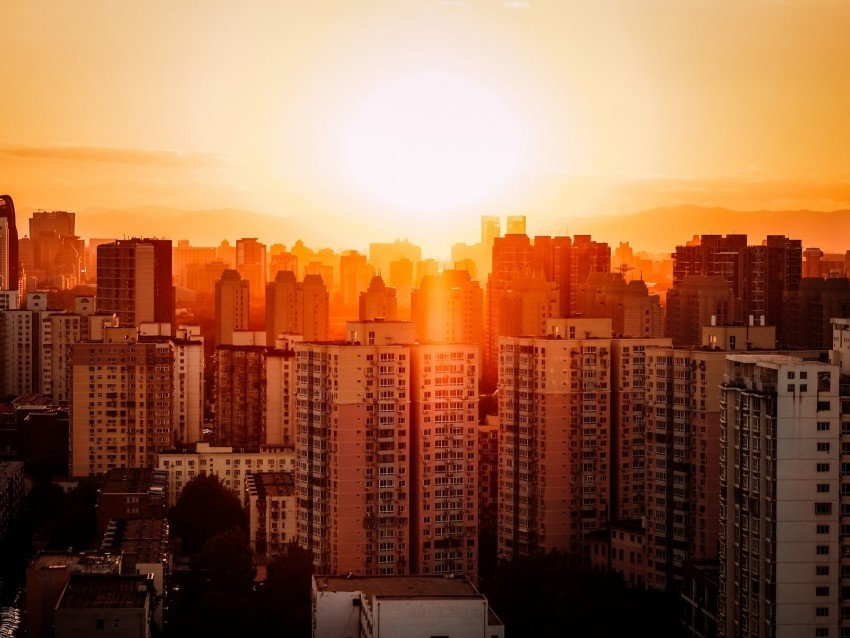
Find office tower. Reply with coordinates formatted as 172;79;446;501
70;327;174;476
498;318;613;560
214;269;249;346
415;259;440;288
171;326;204;445
235;237;267;307
214;343;296;448
0;195;19;293
666;276;737;346
576;272;664;338
96;239;174;331
269;250;297;279
86;238;116;282
781;277;850;350
718;355;842;638
412;269;483;346
358;275;398;321
296;320;479;577
339;250;374;308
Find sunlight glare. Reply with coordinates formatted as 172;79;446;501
345;71;523;213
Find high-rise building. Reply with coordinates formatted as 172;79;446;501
266;271;329;345
0;195;19;294
368;240;421;281
339;250;374;308
235;238;267;308
412;269;483;346
575;272;664;339
745;236;802;332
215;269;249;346
170;325;205;445
214;343;297;448
718;354;842;638
358;275;398;321
497;318;613;560
781;277;850;350
409;341;479;576
296;320;479;577
96;239;174;331
666;275;737;347
0;292;49;398
70;327;174;476
485;232;533;387
28;210;83;288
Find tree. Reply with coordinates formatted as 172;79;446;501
168;474;247;555
195;528;256;595
482;551;685;638
253;541;314;635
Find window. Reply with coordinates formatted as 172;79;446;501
817;565;830;576
818;484;831;493
818;525;831;534
817;586;830;596
818;422;831;431
818;401;832;412
817;608;830;617
818;442;831;452
816;629;829;637
818;464;831;473
816;503;833;515
817;545;830;555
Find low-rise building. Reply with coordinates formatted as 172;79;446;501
156;442;295;507
96;468;168;534
245;471;297;559
312;575;504;638
55;574;153;638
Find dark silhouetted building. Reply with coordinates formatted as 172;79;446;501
96;239;174;331
781;276;850;349
0;195;19;293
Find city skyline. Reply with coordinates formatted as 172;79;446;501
3;1;850;256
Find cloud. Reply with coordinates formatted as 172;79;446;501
0;146;219;167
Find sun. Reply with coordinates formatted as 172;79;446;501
344;71;524;213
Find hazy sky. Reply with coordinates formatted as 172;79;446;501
3;0;849;252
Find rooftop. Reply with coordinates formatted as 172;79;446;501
102;468;168;495
318;575;482;598
246;471;295;498
58;574;150;610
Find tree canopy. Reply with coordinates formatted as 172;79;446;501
168;473;247;555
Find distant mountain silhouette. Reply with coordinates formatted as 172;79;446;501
561;205;850;254
70;204;850;255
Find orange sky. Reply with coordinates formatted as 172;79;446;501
2;0;850;255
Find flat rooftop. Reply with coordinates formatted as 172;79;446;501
57;574;149;609
246;471;295;498
319;575;482;598
102;468;168;494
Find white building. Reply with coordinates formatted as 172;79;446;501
312;575;504;638
156;442;295;507
719;354;843;638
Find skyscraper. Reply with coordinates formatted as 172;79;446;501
0;195;19;293
96;239;174;331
